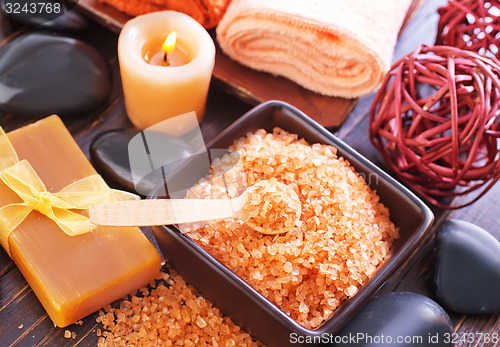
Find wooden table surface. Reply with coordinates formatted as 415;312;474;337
0;0;499;346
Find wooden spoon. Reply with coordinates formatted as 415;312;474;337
89;180;301;235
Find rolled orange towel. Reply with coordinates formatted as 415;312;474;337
99;0;230;28
216;0;412;98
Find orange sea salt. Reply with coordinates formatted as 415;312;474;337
241;178;301;234
97;266;261;346
184;128;398;329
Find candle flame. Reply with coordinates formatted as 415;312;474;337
162;31;177;54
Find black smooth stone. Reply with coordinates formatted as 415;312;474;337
334;292;453;347
0;32;111;117
1;0;84;32
434;219;500;314
90;129;196;196
37;10;89;33
3;8;88;33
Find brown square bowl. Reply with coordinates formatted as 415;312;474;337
150;100;433;346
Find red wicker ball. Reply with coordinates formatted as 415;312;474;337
370;45;500;209
436;0;500;59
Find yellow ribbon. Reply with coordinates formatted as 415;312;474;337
0;126;139;257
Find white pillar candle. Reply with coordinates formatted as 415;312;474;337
118;11;216;134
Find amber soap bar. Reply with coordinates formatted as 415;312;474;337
0;116;161;327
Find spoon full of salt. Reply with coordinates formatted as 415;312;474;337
89;179;301;235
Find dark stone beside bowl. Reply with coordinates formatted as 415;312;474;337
90;129;195;196
333;292;453;347
0;32;110;117
434;219;500;314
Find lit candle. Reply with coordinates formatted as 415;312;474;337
118;11;216;134
145;31;188;67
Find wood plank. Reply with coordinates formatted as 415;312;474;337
35;315;101;347
0;268;48;345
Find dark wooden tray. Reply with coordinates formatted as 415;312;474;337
76;0;423;129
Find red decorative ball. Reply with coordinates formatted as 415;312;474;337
436;0;500;59
370;45;500;209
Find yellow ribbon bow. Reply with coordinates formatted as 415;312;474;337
0;126;139;257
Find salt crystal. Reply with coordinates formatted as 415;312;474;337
299;302;309;313
346;285;358;297
252;271;263;281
